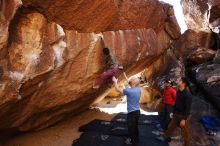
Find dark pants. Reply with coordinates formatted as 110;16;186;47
165;114;192;146
127;110;140;145
160;104;174;131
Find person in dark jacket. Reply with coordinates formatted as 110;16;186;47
157;77;193;146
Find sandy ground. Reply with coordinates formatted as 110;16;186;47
2;109;114;146
1;96;156;146
2;96;220;146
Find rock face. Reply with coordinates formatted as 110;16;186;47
0;0;181;134
190;63;220;111
22;0;181;35
174;29;213;59
187;47;216;64
0;0;218;142
180;0;220;113
214;49;220;63
181;0;220;31
143;49;185;90
181;0;220;57
0;11;161;131
0;0;21;58
140;49;185;114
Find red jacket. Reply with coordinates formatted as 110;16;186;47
162;86;176;106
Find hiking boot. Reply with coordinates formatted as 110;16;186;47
207;130;217;136
156;135;171;142
152;130;164;136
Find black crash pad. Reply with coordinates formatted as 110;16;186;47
72;132;169;146
73;132;125;146
112;113;159;125
106;122;129;136
79;119;112;133
73;114;169;146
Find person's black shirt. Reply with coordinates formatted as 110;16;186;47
174;88;193;120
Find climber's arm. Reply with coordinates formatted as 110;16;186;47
112;76;124;94
123;72;129;83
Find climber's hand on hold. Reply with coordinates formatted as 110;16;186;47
170;113;174;119
112;76;118;83
123;72;127;78
112;76;123;94
180;120;186;128
123;72;129;83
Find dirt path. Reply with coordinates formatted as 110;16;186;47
2;109;114;146
1;96;157;146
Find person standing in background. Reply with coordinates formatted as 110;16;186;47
157;77;193;146
153;80;176;135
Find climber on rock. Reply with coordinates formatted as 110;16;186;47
152;80;176;135
112;75;141;146
156;77;193;146
93;47;123;89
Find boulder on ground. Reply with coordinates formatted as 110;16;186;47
187;47;216;64
191;63;220;111
174;29;213;59
181;0;220;31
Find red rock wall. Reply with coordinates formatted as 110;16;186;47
21;0;181;34
181;0;220;112
181;0;220;31
0;0;181;133
0;0;21;62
